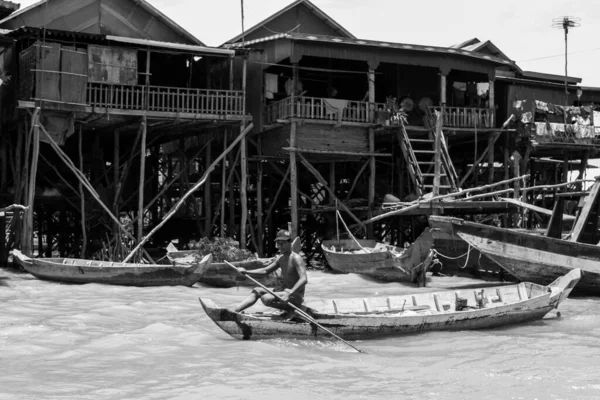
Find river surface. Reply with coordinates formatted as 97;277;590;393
1;266;600;400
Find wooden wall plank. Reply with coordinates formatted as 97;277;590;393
35;42;61;102
60;46;88;104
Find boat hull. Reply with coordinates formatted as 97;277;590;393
12;250;212;287
200;268;580;341
168;252;280;288
430;216;600;295
321;229;433;282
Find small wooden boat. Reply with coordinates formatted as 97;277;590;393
429;215;600;295
12;249;212;287
169;252;280;288
167;237;300;288
321;228;434;283
199;268;580;341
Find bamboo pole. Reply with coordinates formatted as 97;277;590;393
432;110;442;198
363;174;530;224
264;165;290;226
136;117;147;250
240;57;248;247
220;132;227;237
267;159;315;204
38;122;155;263
123;123;254;262
345;160;370;201
113;123;144;210
297;153;365;228
211;147;241;229
290;121;298;237
368;127;375;238
113;128;120;256
459;115;514;187
204;139;212;236
23;109;40;255
241;124;248;249
79;126;87;257
256;136;264;256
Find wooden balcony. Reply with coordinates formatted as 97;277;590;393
265;96;386;125
87;83;245;116
429;106;495;129
265;97;495;129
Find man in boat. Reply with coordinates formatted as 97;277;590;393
234;230;307;316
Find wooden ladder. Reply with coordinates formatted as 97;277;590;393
396;113;458;196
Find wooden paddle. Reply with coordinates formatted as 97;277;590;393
224;260;365;354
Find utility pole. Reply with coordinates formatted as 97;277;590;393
552;16;581;124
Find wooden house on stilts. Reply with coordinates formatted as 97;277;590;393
0;0;251;262
223;0;527;254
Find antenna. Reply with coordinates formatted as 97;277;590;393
552;16;581;122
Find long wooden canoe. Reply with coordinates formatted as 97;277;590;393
12;249;212;287
321;228;434;283
199;268;580;341
429;215;600;295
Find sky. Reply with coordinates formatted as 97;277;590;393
13;0;600;87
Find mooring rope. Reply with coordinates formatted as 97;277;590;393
430;244;474;269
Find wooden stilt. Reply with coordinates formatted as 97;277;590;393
123;123;254;262
256;136;264;256
432;111;442;198
297;152;364;228
113;128;120;256
290;121;298;237
241;125;248;249
23;108;40;255
220;132;227;237
38;121;155;263
137;117;147;252
329;162;335;205
79;126;87;257
487;132;495;184
204;139;212;237
368;127;375;238
240;57;248;248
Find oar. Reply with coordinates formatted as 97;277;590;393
224;260;365;354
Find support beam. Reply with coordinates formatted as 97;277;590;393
79;126;87;257
113;128;120;256
124;123;254;262
440;73;447;105
23;108;40;255
220;132;227;237
298;153;365;229
204;139;212;236
240;57;248;248
433;111;442;198
256;137;264;256
137;117;147;247
368;127;375;238
290;121;299;237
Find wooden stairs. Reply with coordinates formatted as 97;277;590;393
396;111;459;197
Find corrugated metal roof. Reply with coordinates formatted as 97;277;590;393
226;32;519;67
106;36;234;56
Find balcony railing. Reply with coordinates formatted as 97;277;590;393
265;96;387;125
265;97;495;129
430;106;495;128
87;83;245;115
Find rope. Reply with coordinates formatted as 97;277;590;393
431;244;473;269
